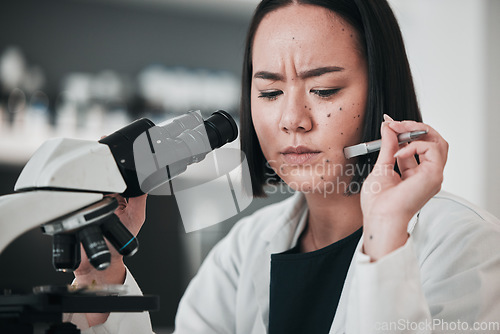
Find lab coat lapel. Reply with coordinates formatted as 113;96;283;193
328;211;420;333
250;193;308;332
328;235;364;333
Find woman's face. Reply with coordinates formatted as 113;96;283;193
251;4;368;194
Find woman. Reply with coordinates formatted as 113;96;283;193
71;0;500;333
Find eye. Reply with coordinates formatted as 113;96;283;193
310;88;341;98
258;90;283;101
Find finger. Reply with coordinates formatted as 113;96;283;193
391;142;445;206
394;140;446;168
127;194;148;211
385;120;430;135
386;121;448;163
396;142;418;177
116;194;148;235
374;119;399;168
106;193;128;210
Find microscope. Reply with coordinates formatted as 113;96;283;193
0;110;238;333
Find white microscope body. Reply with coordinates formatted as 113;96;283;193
0;108;238;333
0;138;125;254
0;110;238;270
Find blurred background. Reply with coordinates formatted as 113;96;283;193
0;0;498;332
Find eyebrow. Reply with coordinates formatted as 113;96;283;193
253;66;344;81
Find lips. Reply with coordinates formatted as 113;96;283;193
281;146;321;164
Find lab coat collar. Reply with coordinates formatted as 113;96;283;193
251;192;308;331
258;192;308;248
250;191;420;333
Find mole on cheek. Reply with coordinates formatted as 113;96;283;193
339;107;342;111
327;113;331;117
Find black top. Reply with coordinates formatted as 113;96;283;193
268;227;362;334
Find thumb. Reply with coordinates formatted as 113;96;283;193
375;115;399;168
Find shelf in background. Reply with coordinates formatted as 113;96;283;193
0;126;107;166
76;0;259;19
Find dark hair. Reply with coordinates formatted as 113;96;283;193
240;0;422;197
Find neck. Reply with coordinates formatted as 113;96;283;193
301;191;363;252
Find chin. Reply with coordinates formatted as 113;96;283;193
281;175;323;193
282;173;355;196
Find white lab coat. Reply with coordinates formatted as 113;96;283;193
79;191;500;333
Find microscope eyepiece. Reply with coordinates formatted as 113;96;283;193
52;233;81;272
78;224;111;270
204;110;238;149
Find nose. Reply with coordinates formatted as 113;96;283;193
278;92;313;134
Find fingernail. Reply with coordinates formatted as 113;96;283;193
394;146;405;158
383;114;394;122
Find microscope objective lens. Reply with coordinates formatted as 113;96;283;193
52;233;80;272
78;224;111;270
102;214;139;257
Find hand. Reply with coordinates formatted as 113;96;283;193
360;115;448;261
71;193;147;327
74;194;148;278
111;193;148;238
75;135;148;277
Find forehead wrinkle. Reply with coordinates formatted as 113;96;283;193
254;66;345;84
